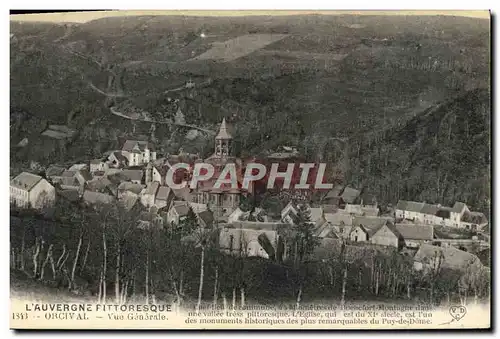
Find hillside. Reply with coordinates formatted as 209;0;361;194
349;88;490;215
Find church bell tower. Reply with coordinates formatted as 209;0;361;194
215;118;232;157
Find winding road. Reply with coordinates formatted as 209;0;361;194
108;106;214;134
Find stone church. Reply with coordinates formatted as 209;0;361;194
194;118;247;219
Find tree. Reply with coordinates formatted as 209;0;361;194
192;227;219;312
66;205;90;291
178;207;198;236
427;249;445;305
239;195;254;213
291;204;319;309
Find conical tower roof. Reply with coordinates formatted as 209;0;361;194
216;118;232;140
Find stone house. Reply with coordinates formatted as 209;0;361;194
10;172;56;209
420;203;440;225
413;243;483;273
349;225;370;243
90;159;109;173
121;140;156;167
107;151;129;168
218;226;277;260
340;186;361;205
460;211;488;231
317;212;354;239
349;216;390;243
395;200;425;222
117;182;144;200
450;202;468;227
155;186;173;209
144;162;165;185
395;223;434;248
370;224;404;249
167;202;190;226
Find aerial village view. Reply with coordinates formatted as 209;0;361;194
9;11;490;324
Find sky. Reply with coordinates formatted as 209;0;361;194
9;10;491;24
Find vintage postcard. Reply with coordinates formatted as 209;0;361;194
9;10;491;330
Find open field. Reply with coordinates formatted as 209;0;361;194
190;34;288;62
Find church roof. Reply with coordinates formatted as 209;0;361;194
215;118;232;140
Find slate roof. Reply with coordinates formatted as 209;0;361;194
122;140;151;152
380;224;405;240
396;200;425;213
197;210;214;226
354;224;380;237
172;203;190;216
323;185;345;199
341;186;361;204
215;118;232;140
83;190;115;205
324;213;354;226
78;169;93;182
353;216;389;229
11;172;43;191
172;186;191;199
395;224;434;241
229;221;288;231
156;186;171;201
110;151;129;164
309;207;324;222
45;166;65;177
57;189;80;202
86;177;112;190
461;211;488;225
144;181;160;196
68;164;88;171
59;176;79;187
314;224;340;238
122;169;143;182
117;182;144;195
361;206;379;217
413;244;482;271
395;200;408;210
451;202;467;214
61;170;77;177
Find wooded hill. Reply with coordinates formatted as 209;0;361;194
348;88;490;216
10;15;490;213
